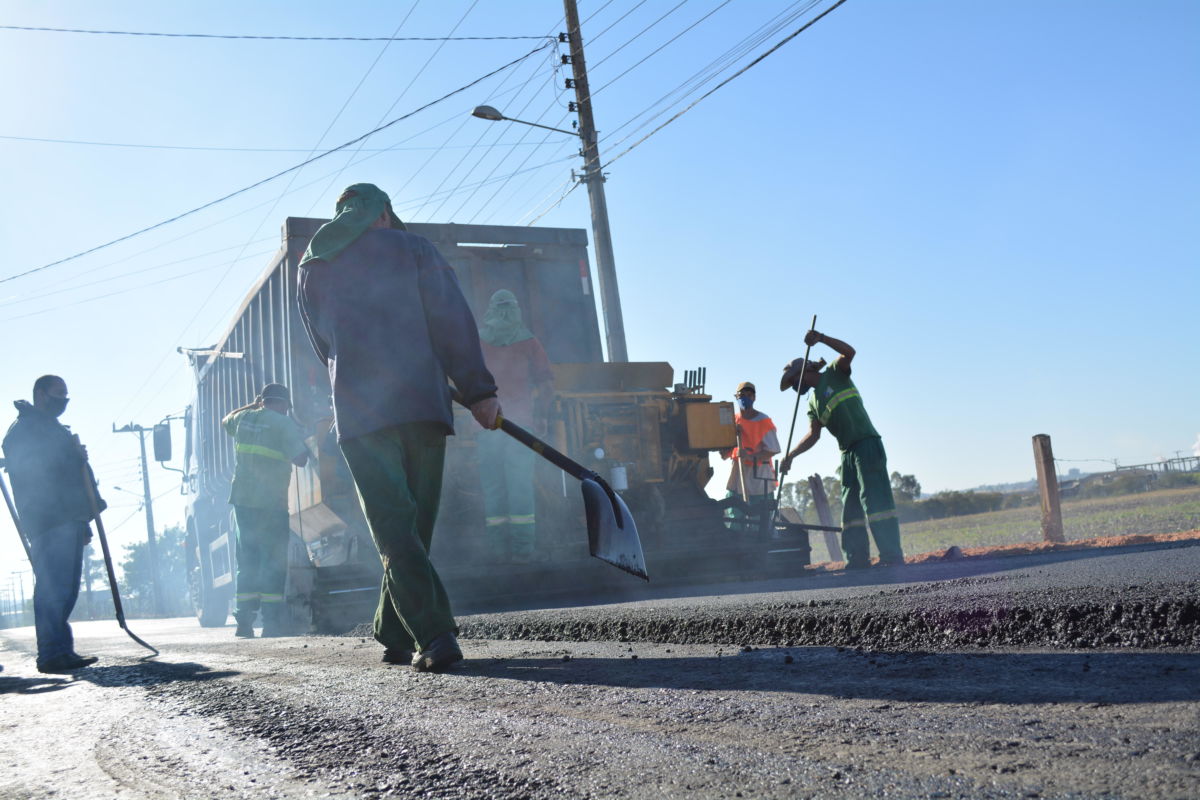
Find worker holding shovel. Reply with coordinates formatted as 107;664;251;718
298;183;500;672
779;331;905;569
2;375;105;673
720;382;781;534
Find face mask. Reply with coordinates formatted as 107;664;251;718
736;396;752;410
45;397;69;417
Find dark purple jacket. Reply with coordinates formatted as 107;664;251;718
2;401;106;536
297;228;497;441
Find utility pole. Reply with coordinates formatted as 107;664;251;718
113;423;164;616
563;0;628;363
1032;434;1065;543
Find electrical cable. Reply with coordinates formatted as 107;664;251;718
590;0;733;98
0;238;275;311
0;40;553;287
598;0;824;146
0;24;550;42
588;0;690;71
306;0;481;213
405;9;568;222
434;61;561;221
602;0;848;170
0;133;551;152
410;35;552;220
0;249;275;323
524;179;583;226
586;0;649;45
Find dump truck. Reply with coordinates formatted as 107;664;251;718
175;217;807;633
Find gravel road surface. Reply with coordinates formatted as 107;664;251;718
1;543;1198;799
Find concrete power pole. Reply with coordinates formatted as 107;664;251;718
563;0;628;363
114;423;165;616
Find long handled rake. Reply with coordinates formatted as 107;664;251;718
772;314;818;525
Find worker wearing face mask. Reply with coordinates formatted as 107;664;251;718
2;375;106;673
719;381;781;532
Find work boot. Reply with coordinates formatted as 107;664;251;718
234;614;256;638
37;653;98;673
413;632;463;673
260;606;288;638
381;648;414;666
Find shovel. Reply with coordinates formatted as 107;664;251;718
74;437;159;657
455;393;648;581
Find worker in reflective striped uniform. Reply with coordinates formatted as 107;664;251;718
222;383;310;637
477;290;555;564
779;331;904;568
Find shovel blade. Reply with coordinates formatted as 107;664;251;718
581;478;649;581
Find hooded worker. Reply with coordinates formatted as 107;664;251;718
2;375;105;673
779;329;904;568
477;290;555;564
222;383;310;638
297;183;500;672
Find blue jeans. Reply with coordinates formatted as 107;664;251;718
29;521;88;663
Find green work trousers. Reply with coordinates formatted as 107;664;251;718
477;430;536;561
339;423;455;652
839;437;904;566
233;505;290;619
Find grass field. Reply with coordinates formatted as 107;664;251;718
897;486;1200;557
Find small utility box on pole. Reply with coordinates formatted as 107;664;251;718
1032;434;1065;543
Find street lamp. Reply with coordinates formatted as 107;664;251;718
470;97;628;363
471;105;578;137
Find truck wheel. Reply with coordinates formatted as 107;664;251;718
189;565;229;628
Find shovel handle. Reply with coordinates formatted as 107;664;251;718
496;415;598;483
451;390;597;482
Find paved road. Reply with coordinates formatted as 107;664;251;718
2;544;1198;799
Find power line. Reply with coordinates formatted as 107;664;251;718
598;0;824;147
0;249;275;322
0;133;551;152
588;0;690;71
602;0;848;170
0;40;553;288
590;0;734;98
306;0;479;213
0;24;549;42
0;238;275;310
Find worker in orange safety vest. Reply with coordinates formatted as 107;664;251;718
719;381;781;532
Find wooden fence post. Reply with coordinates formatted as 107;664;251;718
1032;434;1065;543
808;474;843;561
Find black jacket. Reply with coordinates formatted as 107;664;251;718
298;228;497;441
2;401;105;536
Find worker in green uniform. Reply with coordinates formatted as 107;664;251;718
297;183;500;672
223;383;310;637
779;330;904;568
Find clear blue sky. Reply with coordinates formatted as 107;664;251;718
1;1;1196;579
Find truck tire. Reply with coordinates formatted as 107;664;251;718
190;563;229;628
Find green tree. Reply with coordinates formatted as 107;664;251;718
890;472;922;502
119;524;189;617
778;474;842;523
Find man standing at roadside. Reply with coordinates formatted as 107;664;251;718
2;375;105;673
297;183;500;672
223;383;309;638
779;330;905;568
